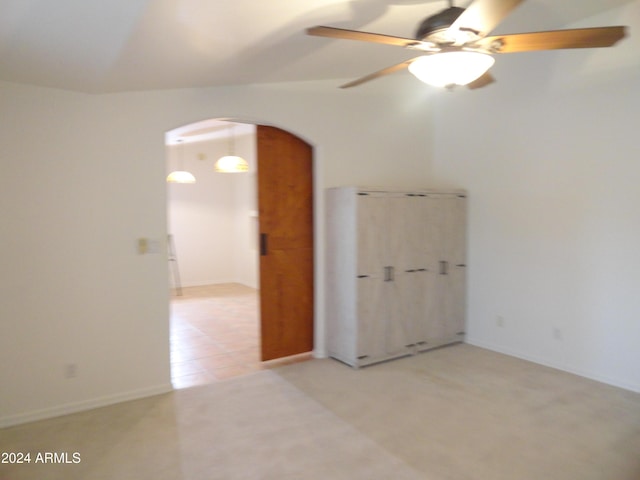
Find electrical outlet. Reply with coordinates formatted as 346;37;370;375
496;315;505;327
553;328;563;341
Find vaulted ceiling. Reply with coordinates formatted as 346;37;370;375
0;0;632;93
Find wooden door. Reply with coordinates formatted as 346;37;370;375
257;126;314;361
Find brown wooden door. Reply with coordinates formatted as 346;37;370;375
257;126;314;361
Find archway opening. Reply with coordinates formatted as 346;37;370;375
165;119;314;389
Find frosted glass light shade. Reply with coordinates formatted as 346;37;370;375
166;170;196;183
215;155;249;173
408;52;495;87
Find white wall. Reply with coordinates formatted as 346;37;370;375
0;76;434;426
432;2;640;392
232;152;260;289
167;129;258;288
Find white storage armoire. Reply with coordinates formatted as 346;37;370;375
326;187;467;367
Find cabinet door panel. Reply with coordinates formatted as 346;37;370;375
443;196;466;337
446;267;466;337
398;270;428;345
410;270;438;345
356;276;386;360
384;273;412;356
357;194;387;275
440;195;467;264
423;197;442;273
402;196;430;270
422;194;467;343
413;196;444;342
384;195;408;267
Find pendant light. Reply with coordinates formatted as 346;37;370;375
215;124;249;173
167;139;196;183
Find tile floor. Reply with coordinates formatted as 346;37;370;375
170;283;310;389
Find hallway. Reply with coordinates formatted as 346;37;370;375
170;283;310;388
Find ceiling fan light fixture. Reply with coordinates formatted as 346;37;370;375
215;155;249;173
408;51;495;88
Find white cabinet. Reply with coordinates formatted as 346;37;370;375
326;187;467;367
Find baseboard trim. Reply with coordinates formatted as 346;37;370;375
465;338;640;394
0;383;173;428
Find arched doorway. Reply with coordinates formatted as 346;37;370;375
166;120;314;387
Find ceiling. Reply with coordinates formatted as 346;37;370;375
166;118;255;145
0;0;632;94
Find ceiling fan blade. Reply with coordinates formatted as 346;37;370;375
467;71;495;89
340;58;420;89
449;0;524;38
307;26;433;49
477;26;627;53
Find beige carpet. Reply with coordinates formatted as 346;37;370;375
278;344;640;480
1;344;639;480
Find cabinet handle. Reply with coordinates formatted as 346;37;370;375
357;275;369;278
260;233;268;256
439;261;449;275
384;266;394;282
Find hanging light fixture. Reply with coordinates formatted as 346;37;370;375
408;50;495;88
166;139;196;183
215;124;249;173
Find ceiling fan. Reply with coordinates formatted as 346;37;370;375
306;0;627;89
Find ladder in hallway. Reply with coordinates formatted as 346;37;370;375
167;234;183;296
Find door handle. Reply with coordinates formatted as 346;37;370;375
260;233;268;256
